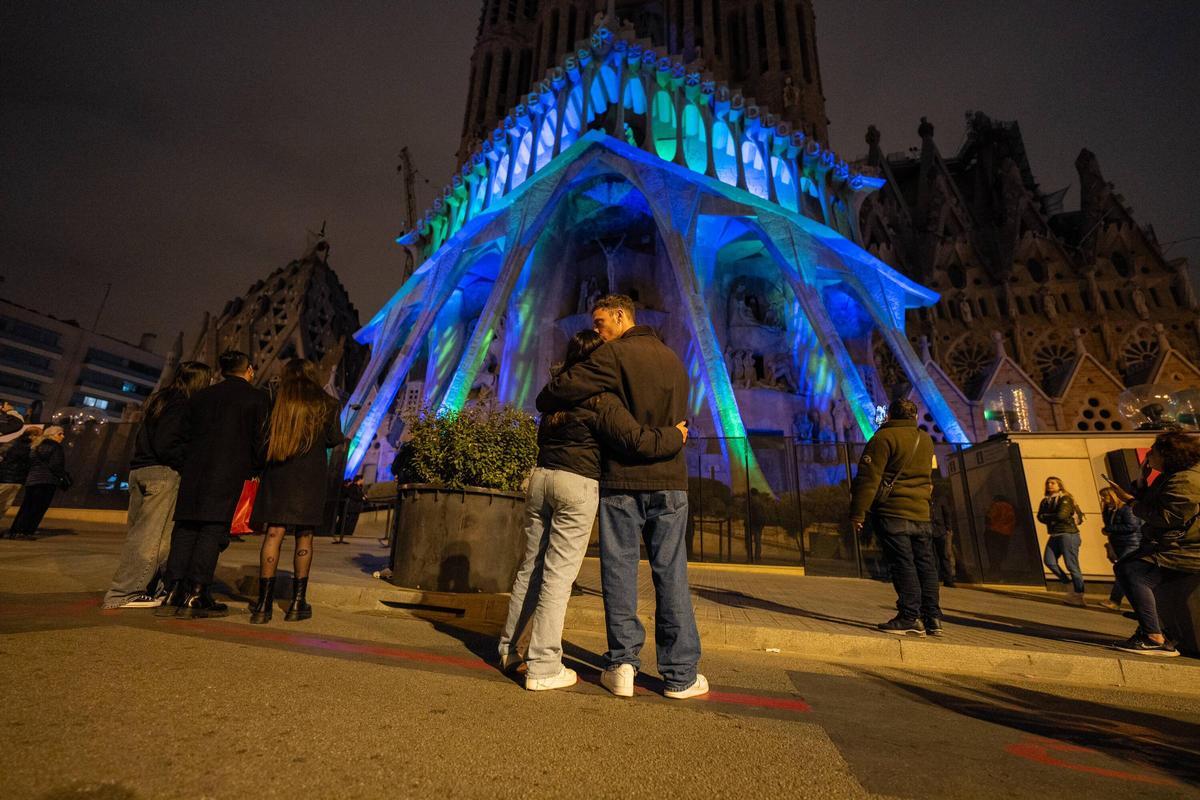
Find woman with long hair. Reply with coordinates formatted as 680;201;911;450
248;358;345;623
498;330;688;691
1107;431;1200;656
1098;486;1143;611
1037;476;1087;606
8;426;69;539
103;361;213;609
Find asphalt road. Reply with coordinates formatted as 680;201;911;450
2;583;1197;800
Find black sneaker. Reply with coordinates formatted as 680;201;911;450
878;617;926;636
923;617;944;637
1113;632;1179;657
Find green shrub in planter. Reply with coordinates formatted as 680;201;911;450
393;404;538;492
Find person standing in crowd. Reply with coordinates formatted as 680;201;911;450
930;497;957;588
501;330;688;691
1108;432;1200;657
1038;476;1087;606
849;399;940;636
157;351;270;619
333;475;366;543
0;402;25;438
102;362;213;609
247;359;344;624
536;295;707;700
1098;486;1143;611
8;426;70;539
0;428;41;525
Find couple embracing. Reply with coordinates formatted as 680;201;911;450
498;294;708;699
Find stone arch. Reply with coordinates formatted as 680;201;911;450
1119;324;1162;384
944;333;994;398
1030;329;1078;395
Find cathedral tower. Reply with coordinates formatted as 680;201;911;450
458;0;828;164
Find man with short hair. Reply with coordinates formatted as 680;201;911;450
158;351;270;619
850;398;941;636
536;294;707;699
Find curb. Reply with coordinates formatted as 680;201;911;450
284;574;1200;697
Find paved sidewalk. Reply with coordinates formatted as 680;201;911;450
3;523;1198;694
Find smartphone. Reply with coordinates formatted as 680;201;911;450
1100;473;1117;485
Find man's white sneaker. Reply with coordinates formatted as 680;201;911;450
525;667;577;691
664;674;710;700
600;663;636;697
115;593;162;609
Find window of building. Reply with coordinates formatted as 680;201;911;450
547;10;559;65
0;345;53;375
82;395;109;410
524;0;537;17
1111;251;1133;278
496;50;512;117
84;348;160;380
711;0;722;56
693;0;704;50
0;373;42;395
567;4;577;49
774;0;790;71
476;52;493;125
516;49;532;99
0;316;62;351
794;4;811;82
754;3;768;73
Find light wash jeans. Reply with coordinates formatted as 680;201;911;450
499;467;599;679
103;465;181;607
599;489;701;691
1044;533;1085;594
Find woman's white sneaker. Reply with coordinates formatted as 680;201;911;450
601;663;636;697
525;667;577;691
664;674;710;700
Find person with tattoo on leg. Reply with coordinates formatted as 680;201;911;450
248;359;345;623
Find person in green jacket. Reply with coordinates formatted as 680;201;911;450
1108;431;1200;657
849;399;939;637
1037;476;1087;606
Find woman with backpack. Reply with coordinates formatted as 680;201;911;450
1037;476;1087;606
102;361;213;609
8;426;70;539
247;358;345;624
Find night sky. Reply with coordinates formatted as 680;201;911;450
4;1;1197;352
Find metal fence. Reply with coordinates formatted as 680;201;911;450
45;423;1043;585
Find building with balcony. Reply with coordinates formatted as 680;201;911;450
0;299;169;422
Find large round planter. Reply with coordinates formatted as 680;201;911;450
389;483;526;593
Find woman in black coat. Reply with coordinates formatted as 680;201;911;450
248;359;344;623
9;426;70;539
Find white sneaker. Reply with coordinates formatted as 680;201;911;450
525;667;577;691
601;664;636;697
116;593;163;609
664;674;710;700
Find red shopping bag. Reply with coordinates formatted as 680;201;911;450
230;479;260;534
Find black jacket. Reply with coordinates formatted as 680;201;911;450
0;435;34;484
251;402;345;529
538;393;685;481
848;419;935;523
129;396;190;471
0;412;23;437
536;326;689;491
173;375;272;523
26;440;70;488
1101;505;1143;550
1037;494;1081;536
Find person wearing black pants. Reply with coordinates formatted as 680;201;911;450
9;426;69;539
849;399;940;637
157;351;270;619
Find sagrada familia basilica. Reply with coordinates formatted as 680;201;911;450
197;1;1197;486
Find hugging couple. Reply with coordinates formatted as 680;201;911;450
497;294;708;699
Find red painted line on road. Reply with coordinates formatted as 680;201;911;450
1005;737;1180;787
182;620;494;671
703;690;812;713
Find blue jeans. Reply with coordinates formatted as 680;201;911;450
1115;557;1166;636
599;489;700;691
1108;541;1140;604
875;516;942;621
1044;533;1085;593
499;468;599;679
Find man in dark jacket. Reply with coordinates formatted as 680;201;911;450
536;295;706;700
849;399;940;637
158;351;270;618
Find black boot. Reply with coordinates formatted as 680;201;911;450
284;577;312;622
154;580;186;618
249;577;276;624
178;583;229;619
